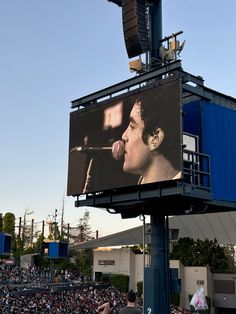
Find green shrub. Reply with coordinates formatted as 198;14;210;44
137;281;143;297
95;272;102;281
171;293;180;306
102;275;111;283
110;274;129;292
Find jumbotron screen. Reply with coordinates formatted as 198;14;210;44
67;79;182;196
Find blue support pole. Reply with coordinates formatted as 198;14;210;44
153;213;170;314
144;213;170;314
145;6;169;309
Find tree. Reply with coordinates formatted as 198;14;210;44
3;212;15;234
222;244;236;273
75;209;93;276
77;209;92;242
122;244;151;254
170;237;195;266
34;233;45;253
3;212;16;253
79;248;93;276
170;237;233;273
21;209;34;249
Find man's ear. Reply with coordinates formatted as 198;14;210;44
149;128;164;151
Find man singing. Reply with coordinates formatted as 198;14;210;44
122;81;181;184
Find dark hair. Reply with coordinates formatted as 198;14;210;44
127;290;136;303
136;80;181;170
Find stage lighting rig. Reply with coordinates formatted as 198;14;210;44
159;31;185;64
129;58;145;73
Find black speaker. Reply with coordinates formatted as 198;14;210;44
122;0;150;58
41;241;68;259
0;232;11;256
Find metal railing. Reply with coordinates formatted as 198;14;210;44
183;149;211;192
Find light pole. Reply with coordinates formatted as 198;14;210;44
54;209;58;240
50;209;58;283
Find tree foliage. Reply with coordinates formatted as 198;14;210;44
3;212;16;253
3;212;15;234
110;274;129;292
79;248;93;276
75;209;93;276
123;244;151;254
170;237;234;273
77;209;92;242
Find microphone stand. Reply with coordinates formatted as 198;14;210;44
83;158;94;193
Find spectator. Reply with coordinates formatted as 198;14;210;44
118;290;142;314
98;301;112;314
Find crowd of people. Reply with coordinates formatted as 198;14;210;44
0;265;47;286
0;265;191;313
0;284;141;313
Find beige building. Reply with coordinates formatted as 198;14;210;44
93;248;212;311
71;214;236;313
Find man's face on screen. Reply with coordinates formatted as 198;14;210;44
122;102;153;176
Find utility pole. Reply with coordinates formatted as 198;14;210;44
61;195;65;236
42;220;45;238
54;209;58;240
29;218;34;247
67;223;70;243
18;217;22;238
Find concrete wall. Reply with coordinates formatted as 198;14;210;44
129;248;136;290
20;253;39;269
93;248;136;290
134;253;144;289
94;248;131;276
94;248;145;291
183;266;211;310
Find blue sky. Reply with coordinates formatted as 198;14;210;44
0;1;235;237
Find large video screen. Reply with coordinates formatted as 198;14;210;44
67;79;182;196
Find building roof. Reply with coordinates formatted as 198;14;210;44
69;211;236;251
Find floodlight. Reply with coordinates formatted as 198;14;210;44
170;39;180;51
159;46;175;63
129;58;144;73
159;36;186;63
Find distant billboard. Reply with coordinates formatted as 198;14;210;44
67;79;182;195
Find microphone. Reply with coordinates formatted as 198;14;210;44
70;140;125;160
112;140;125;160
